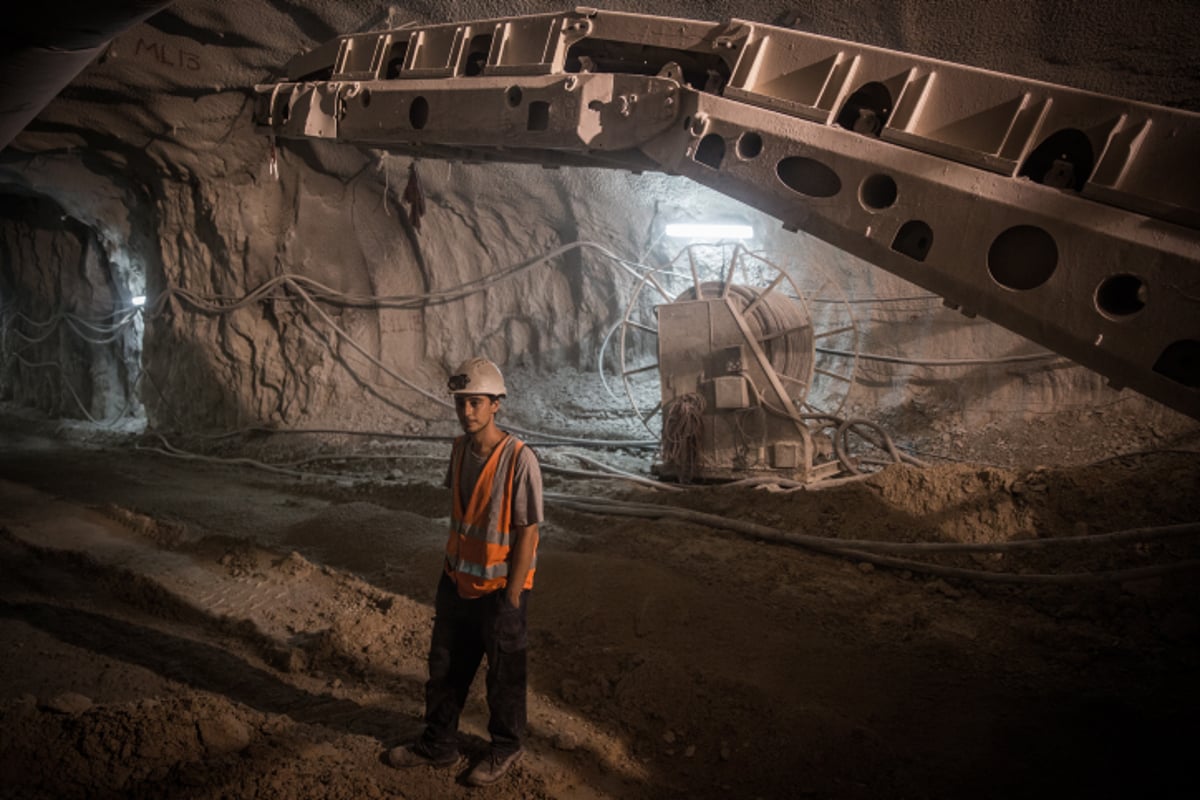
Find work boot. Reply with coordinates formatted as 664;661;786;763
465;748;524;786
386;741;459;769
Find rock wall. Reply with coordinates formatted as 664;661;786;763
1;0;1197;437
0;192;142;420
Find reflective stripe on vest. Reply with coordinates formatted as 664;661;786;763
444;433;537;598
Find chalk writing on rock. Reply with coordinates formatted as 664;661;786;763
135;38;200;71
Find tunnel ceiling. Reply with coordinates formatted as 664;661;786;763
9;0;1199;203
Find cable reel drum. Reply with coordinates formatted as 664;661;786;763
616;243;859;482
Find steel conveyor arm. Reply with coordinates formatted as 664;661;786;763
252;8;1200;421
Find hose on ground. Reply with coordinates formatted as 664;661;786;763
834;417;926;475
546;492;1200;586
138;435;346;480
558;451;683;492
133;436;1199;586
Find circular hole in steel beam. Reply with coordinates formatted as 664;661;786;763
859;173;898;210
1095;274;1146;318
988;225;1058;290
505;86;523;107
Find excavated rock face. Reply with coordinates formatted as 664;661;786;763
0;191;142;419
2;0;1198;435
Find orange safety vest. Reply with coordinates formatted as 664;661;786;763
444;433;537;598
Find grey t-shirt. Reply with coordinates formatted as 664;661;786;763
446;437;544;528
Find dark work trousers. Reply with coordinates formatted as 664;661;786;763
420;572;529;758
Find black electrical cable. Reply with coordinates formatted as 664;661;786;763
817;347;1060;367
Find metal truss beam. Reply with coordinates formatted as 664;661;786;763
253;8;1200;420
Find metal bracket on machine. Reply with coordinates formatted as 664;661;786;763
252;8;1200;421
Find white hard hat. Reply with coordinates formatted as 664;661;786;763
448;357;507;397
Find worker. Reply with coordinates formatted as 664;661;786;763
387;357;544;788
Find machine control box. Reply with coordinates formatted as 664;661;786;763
712;375;750;409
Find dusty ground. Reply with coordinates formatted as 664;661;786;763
1;407;1199;799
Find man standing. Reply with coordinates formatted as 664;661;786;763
388;357;543;788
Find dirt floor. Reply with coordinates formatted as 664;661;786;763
1;407;1199;799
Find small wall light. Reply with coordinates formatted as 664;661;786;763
131;295;146;307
